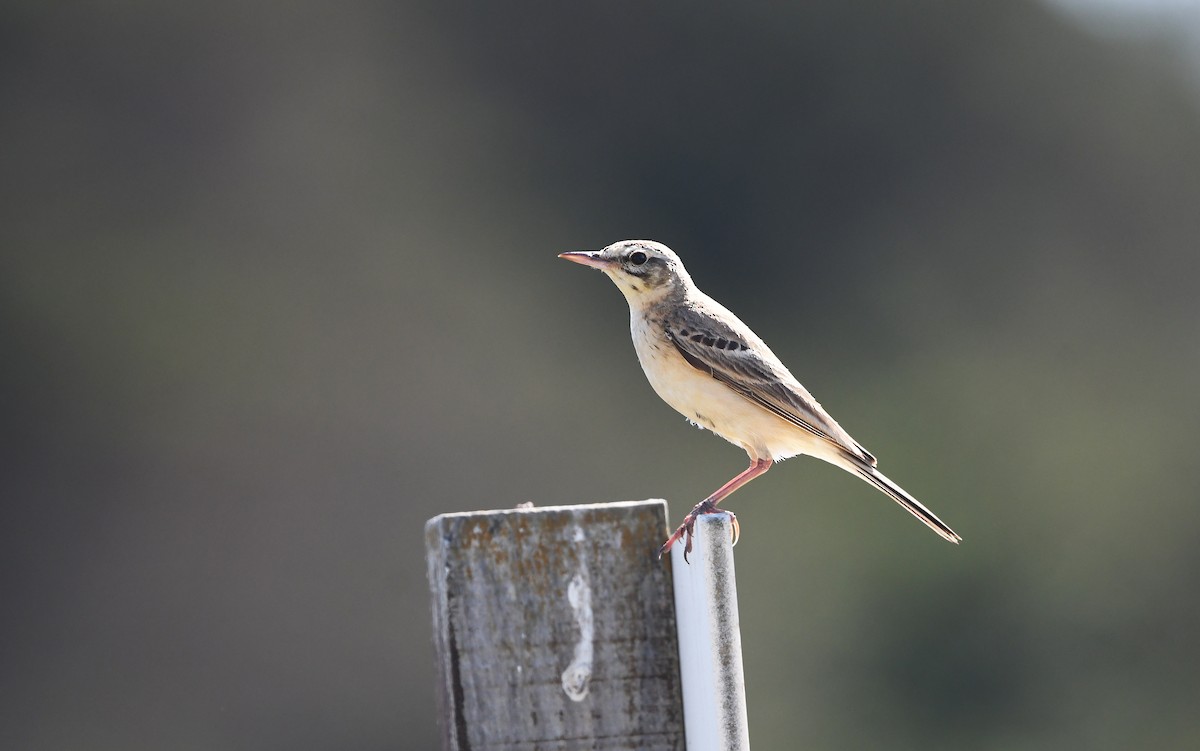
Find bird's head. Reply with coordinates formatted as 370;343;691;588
559;240;693;307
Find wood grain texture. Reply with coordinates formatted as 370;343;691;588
426;500;684;751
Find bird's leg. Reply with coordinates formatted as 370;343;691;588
659;457;773;562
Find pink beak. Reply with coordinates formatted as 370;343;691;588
558;250;612;270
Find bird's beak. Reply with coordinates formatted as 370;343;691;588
558;250;612;270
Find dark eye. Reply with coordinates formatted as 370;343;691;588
628;250;648;265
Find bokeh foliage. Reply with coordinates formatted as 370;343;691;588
3;1;1199;749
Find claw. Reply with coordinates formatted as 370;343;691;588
658;457;771;561
657;520;688;560
659;500;739;564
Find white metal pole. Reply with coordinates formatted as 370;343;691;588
670;512;751;751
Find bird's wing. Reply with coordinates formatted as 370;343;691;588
664;308;877;465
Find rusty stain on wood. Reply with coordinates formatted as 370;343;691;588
426;500;685;750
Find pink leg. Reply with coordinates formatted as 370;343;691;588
705;457;773;505
659;457;773;561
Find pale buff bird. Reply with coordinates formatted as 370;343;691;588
560;240;960;560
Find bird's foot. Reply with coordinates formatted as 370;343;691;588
658;500;739;563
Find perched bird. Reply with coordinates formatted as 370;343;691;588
559;240;961;560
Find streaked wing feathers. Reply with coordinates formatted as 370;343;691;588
665;317;877;465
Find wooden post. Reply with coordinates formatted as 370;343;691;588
425;500;685;750
670;514;751;751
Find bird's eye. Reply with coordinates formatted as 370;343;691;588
628;251;648;266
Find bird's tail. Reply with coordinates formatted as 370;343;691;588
838;453;962;544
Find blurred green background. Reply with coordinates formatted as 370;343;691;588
4;1;1200;749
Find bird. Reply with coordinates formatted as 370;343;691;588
559;240;961;561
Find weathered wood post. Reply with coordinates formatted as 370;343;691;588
425;500;750;751
425;500;686;750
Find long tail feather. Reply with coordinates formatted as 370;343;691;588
841;455;961;544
